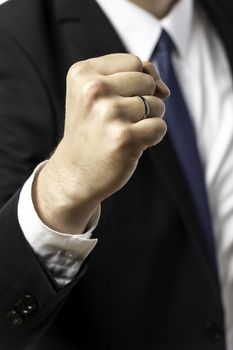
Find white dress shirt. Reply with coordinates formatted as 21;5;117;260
17;0;233;348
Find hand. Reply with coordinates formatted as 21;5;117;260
33;54;169;234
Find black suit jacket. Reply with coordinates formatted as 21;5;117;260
0;0;232;349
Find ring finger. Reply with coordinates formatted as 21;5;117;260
119;95;166;123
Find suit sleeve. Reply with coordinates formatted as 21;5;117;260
0;29;85;348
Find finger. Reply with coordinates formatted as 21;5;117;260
88;53;143;75
134;95;166;120
142;61;160;80
143;61;170;99
155;79;170;99
130;117;167;149
103;72;156;97
116;95;166;123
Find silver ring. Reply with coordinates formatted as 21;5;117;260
136;95;150;119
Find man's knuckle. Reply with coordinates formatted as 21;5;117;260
146;75;156;93
130;54;143;71
83;79;108;100
153;119;167;138
100;101;117;120
144;61;154;71
111;124;124;143
155;98;166;116
68;61;87;81
107;100;122;118
67;63;77;78
113;126;133;151
144;61;159;76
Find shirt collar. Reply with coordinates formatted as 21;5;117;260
95;0;193;60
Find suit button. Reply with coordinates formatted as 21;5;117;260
16;295;37;318
6;310;23;326
204;321;224;341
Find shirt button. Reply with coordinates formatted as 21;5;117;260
6;310;23;326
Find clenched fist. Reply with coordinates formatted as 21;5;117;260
33;54;170;234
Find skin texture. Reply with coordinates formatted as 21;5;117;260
33;1;173;235
130;0;178;18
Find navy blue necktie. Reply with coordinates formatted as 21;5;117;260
153;30;217;271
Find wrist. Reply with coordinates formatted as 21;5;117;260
32;156;100;234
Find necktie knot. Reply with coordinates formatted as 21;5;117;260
156;29;174;55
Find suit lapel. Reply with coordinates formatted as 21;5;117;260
53;0;126;86
200;0;233;73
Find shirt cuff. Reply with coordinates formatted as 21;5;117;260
17;161;100;286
